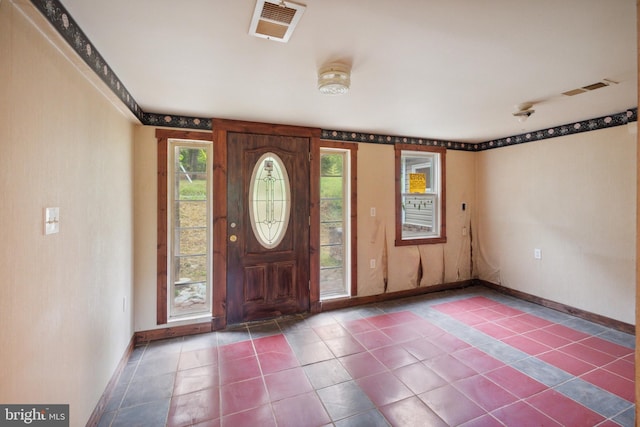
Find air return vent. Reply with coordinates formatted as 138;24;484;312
562;79;618;96
249;1;306;43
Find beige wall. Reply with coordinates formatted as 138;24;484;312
135;124;637;329
133;133;477;332
475;125;637;324
356;144;475;295
0;3;135;425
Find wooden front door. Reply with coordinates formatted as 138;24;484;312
226;131;310;323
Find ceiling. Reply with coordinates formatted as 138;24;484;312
58;0;637;143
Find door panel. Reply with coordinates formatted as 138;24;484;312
227;132;310;323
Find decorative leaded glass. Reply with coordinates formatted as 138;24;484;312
249;152;291;249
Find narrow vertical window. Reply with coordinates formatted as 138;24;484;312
168;139;212;319
320;148;351;299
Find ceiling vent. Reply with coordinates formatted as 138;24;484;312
249;1;306;43
562;79;618;97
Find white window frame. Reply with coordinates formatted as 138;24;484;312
395;144;447;246
167;138;213;321
319;147;352;300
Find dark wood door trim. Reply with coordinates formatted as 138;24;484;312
212;127;228;330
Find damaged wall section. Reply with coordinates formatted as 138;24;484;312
357;144;476;296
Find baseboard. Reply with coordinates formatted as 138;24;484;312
476;279;635;335
134;321;213;344
85;335;135;427
320;280;474;312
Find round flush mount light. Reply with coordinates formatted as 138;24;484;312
318;63;350;95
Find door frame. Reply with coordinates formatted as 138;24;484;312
212;119;321;329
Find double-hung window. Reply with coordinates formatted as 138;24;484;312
395;144;446;245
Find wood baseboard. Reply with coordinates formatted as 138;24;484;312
134;321;213;344
476;279;635;334
86;336;135;427
320;280;474;312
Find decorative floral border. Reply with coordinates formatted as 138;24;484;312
321;109;637;151
320;130;476;151
31;0;637;152
143;113;212;131
476;109;637;151
31;0;144;122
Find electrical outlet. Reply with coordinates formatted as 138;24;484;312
370;207;376;217
462;227;468;236
370;259;376;268
534;248;542;260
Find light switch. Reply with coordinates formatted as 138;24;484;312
45;207;60;235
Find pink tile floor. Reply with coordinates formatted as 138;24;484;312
99;287;635;426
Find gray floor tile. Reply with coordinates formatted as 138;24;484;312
133;353;180;378
216;325;250;345
304;359;352;389
317;381;375;421
104;381;128;413
181;332;218;352
475;341;529;365
121;373;175;409
111;398;170;427
562;317;609;335
555;378;631;418
96;410;116;427
334;408;390;427
129;345;147;362
145;337;183;356
598;329;635;349
511;357;573;387
612;405;636;427
292;340;335;365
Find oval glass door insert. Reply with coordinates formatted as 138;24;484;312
249;152;291;249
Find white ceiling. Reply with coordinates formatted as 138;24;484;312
59;0;637;143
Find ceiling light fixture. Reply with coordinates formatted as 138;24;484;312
512;102;535;122
318;63;350;95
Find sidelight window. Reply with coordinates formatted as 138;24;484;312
319;148;351;299
167;139;213;320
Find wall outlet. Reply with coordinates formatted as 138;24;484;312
534;248;542;260
462;226;468;236
370;259;376;269
370;207;376;217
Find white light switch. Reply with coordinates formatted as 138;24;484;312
45;207;60;235
534;248;542;260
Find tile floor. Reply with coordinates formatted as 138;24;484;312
98;286;636;427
